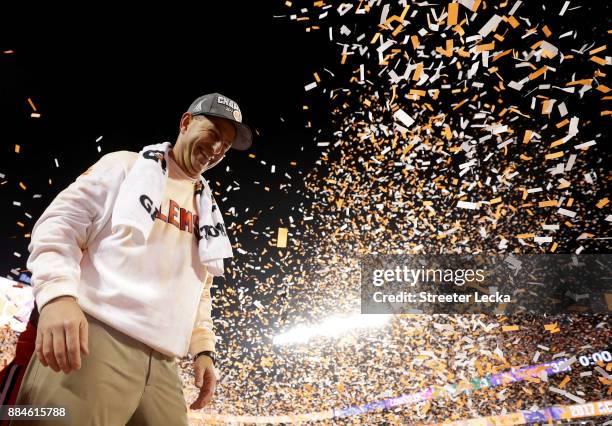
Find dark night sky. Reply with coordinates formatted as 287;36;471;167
0;4;333;276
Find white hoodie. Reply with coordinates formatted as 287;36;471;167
27;150;216;358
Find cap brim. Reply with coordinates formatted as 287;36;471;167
231;123;253;151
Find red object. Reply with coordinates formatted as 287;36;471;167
0;320;37;425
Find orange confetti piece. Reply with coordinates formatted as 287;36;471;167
529;66;548;81
507;15;520;28
276;227;288;248
597;85;611;93
392;24;404;37
516;233;534;239
590;56;608;66
452;98;468;111
412;63;423;81
447;2;458;26
502;325;519;332
550;137;566;148
411;35;420;49
589;45;607;55
14;144;20;153
19;182;27;190
541;25;552;37
27;98;37;111
566;78;592;86
559;375;571;389
492;49;512;62
475;42;495;52
545;151;564;160
596;198;609;208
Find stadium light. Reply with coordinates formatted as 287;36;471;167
273;313;392;345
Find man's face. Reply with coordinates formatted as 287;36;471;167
176;113;237;176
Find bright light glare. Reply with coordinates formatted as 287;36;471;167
273;313;392;345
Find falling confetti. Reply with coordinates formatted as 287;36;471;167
1;1;610;424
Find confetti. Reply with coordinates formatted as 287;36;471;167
4;2;611;425
276;227;288;248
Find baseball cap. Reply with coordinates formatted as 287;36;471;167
187;93;253;150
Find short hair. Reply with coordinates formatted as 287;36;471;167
191;114;207;121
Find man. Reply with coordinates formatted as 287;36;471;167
10;93;252;425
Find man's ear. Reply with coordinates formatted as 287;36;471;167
179;112;192;134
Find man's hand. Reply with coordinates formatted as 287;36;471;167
36;295;89;374
190;355;216;409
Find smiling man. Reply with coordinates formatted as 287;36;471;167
11;93;252;426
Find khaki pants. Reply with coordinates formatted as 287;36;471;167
10;313;188;426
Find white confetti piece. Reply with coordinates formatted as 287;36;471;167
478;15;502;38
457;201;480;210
340;25;351;36
337;3;353;16
508;1;522;15
305;81;318;91
556;356;577;372
595;366;611;380
557;208;576;218
393;109;414;128
534;236;552;243
574;140;595;150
